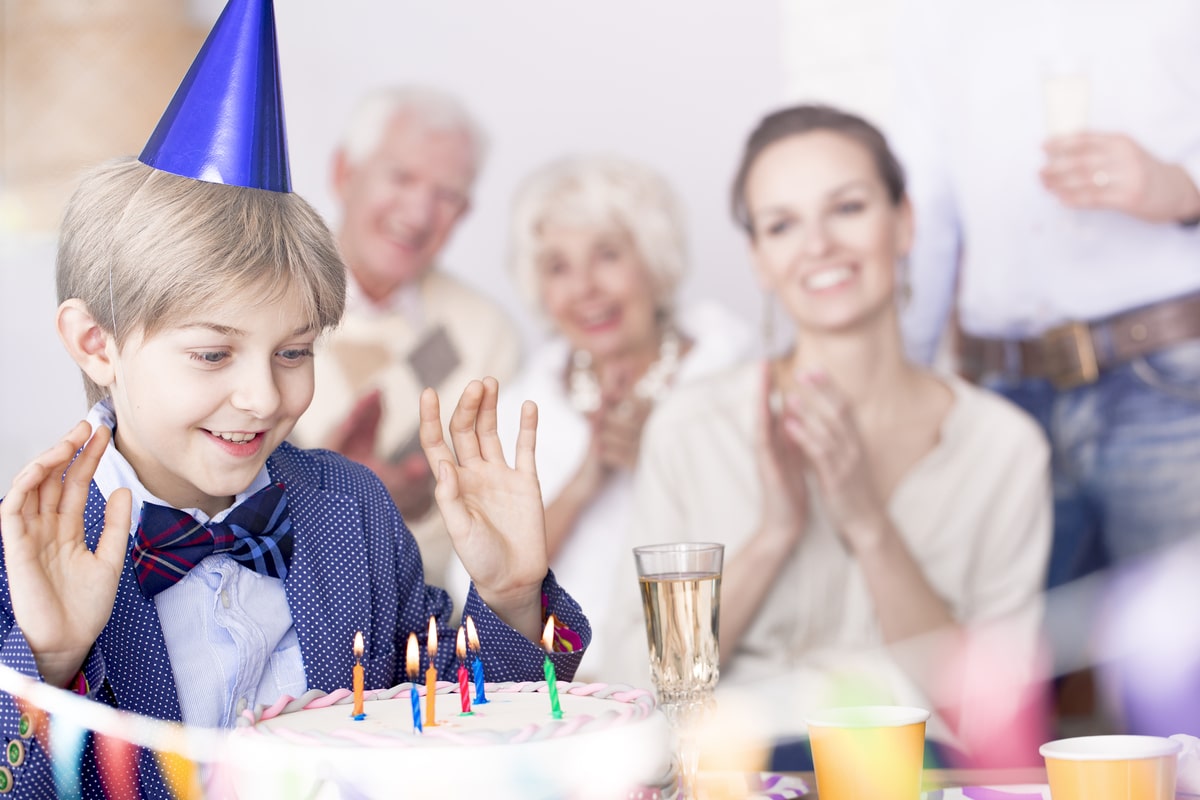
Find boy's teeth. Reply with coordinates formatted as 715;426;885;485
215;431;255;443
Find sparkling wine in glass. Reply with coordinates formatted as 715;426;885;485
634;542;724;799
1042;62;1089;138
1041;55;1093;237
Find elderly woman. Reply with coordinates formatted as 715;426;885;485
604;106;1054;768
445;155;749;675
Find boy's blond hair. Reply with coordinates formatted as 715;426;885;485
56;158;347;405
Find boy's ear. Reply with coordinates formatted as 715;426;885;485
57;299;117;390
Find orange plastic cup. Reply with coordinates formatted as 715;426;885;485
805;706;930;800
1039;735;1181;800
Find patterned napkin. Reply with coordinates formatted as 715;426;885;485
746;772;808;799
923;789;1046;800
634;772;808;799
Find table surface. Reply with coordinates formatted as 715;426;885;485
784;768;1198;798
785;767;1049;793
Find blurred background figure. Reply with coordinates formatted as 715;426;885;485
447;154;750;675
891;0;1200;736
0;2;781;493
605;104;1053;768
290;86;521;586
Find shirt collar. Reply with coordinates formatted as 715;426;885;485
346;272;426;326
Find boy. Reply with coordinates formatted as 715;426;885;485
0;1;587;796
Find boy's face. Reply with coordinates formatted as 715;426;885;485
107;286;317;517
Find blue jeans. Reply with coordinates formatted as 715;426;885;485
985;339;1200;590
988;341;1200;734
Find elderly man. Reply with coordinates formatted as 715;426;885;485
292;87;520;586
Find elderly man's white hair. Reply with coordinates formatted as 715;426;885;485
338;86;488;178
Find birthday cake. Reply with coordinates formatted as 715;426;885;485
227;680;675;800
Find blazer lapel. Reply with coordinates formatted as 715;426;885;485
282;481;372;693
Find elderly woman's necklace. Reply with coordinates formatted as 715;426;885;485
567;328;683;414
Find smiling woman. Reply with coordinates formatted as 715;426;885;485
444;154;751;679
603;105;1056;771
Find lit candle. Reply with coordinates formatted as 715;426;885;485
541;615;564;720
406;633;422;733
456;626;472;715
425;616;439;727
352;631;365;719
466;615;488;705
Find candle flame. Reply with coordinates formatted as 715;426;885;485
353;630;364;659
427;616;438;657
541;615;556;653
406;633;419;678
456;625;467;659
465;615;481;651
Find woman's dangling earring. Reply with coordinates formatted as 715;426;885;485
896;255;913;310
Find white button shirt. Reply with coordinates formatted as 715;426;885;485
891;0;1200;363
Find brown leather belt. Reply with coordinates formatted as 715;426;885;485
959;293;1200;390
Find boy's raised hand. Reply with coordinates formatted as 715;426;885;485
0;422;131;688
419;378;547;643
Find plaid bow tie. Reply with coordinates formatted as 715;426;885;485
132;482;294;599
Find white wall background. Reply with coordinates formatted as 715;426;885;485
0;0;898;489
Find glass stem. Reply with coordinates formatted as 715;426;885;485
677;724;700;799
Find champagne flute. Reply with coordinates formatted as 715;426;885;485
1042;56;1089;138
633;542;724;799
1041;55;1094;237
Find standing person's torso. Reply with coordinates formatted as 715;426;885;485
909;0;1200;337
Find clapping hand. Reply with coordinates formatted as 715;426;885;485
1041;132;1200;224
0;422;131;688
419;378;547;642
756;363;809;546
563;367;651;511
593;397;653;473
327;390;437;521
593;366;653;473
776;370;889;551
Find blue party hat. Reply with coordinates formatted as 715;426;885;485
139;0;291;192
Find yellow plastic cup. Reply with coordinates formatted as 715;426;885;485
1039;735;1181;800
805;705;930;800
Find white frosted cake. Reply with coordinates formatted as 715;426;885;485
226;680;674;800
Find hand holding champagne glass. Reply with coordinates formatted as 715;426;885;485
634;542;724;798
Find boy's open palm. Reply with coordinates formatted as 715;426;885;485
0;422;130;688
419;378;548;640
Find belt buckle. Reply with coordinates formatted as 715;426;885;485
1041;321;1100;390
